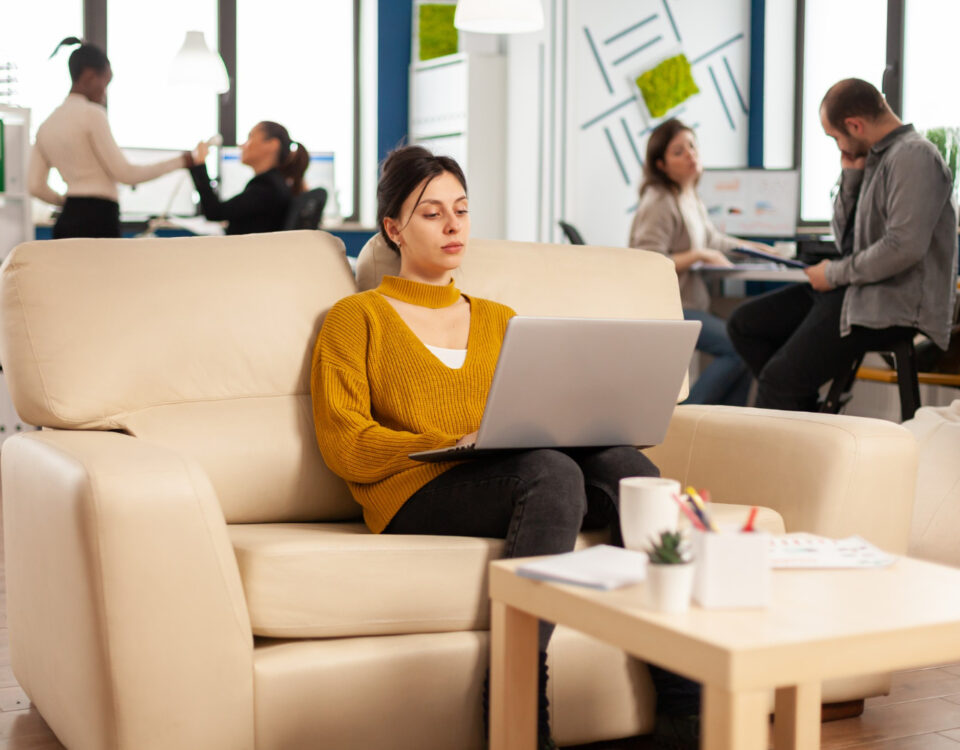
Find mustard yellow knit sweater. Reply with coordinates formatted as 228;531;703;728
311;276;516;533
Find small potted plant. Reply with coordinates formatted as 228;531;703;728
644;530;695;613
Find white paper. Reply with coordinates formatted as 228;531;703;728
516;545;648;590
768;533;897;569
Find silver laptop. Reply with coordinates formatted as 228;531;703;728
409;317;701;462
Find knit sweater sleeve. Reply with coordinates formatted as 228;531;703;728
310;298;457;484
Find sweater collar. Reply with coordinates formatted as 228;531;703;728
377;275;461;308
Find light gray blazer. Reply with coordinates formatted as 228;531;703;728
628;184;740;311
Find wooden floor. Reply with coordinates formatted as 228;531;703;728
0;537;958;748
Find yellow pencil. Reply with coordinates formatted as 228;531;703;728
686;486;719;531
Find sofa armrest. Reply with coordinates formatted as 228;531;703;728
645;405;917;554
1;430;254;750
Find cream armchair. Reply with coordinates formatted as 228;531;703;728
0;231;916;750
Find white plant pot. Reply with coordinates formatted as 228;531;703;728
644;562;695;614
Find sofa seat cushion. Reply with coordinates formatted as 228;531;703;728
229;505;783;639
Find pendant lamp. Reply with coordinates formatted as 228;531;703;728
170;31;230;94
453;0;544;34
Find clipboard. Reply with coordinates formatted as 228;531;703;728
732;246;809;269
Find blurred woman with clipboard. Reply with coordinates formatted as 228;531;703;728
629;118;774;406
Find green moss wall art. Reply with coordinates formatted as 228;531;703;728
635;54;699;119
419;4;458;62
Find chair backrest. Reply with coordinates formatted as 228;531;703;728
284;187;327;230
0;230;360;523
558;220;586;245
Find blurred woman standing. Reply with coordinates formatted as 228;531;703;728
28;37;191;239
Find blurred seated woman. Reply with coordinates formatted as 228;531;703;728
629;118;775;406
311;145;701;750
187;121;307;235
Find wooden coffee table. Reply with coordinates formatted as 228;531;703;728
489;555;960;749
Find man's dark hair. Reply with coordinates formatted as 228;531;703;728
49;37;110;83
376;145;468;254
821;78;890;133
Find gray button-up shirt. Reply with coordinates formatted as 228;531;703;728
825;124;958;350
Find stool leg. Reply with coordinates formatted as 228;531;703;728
893;341;921;421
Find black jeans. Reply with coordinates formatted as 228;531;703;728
53;197;121;239
385;447;701;717
727;284;914;412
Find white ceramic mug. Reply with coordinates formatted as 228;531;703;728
618;477;681;553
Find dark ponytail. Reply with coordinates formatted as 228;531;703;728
50;36;109;83
258;121;308;196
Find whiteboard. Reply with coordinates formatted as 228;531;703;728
698;169;799;237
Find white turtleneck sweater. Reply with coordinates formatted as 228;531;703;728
28;93;185;205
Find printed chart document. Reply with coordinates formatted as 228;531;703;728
516;545;647;590
768;534;897;569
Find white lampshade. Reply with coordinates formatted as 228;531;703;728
170;31;230;94
454;0;544;34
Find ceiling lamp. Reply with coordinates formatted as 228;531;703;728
454;0;544;34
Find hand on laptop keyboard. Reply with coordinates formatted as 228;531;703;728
455;430;478;448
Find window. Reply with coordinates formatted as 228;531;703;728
799;0;886;222
902;0;960;135
236;0;356;218
107;1;219;149
0;1;84;139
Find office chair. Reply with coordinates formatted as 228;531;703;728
284;188;328;231
558;220;586;245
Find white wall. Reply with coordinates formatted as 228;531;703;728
506;0;752;247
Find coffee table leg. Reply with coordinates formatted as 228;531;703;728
702;684;769;750
774;683;822;749
490;600;538;750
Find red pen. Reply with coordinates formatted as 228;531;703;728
672;493;707;531
742;506;759;533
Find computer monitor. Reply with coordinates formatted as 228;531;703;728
218;147;336;205
117;148;197;220
698;169;800;238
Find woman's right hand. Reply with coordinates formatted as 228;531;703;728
192;141;210;166
696;248;734;268
455;431;479;447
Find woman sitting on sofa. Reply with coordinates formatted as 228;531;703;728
311;145;700;750
629;118;774;407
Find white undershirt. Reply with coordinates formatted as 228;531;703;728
424;343;467;369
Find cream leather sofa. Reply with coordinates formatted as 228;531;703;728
0;230;917;750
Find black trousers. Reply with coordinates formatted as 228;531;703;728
727;284;913;411
53;197;121;239
385;447;701;717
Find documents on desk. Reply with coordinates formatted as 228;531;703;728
516;545;647;590
768;533;897;569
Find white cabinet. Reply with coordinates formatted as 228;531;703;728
409;54;506;240
0;105;33;261
0;106;36;441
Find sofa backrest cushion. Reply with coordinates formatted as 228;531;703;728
357;233;685;320
0;231;360;522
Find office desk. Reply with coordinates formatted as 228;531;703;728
698;263;809;284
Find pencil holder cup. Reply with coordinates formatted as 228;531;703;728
692;529;771;609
